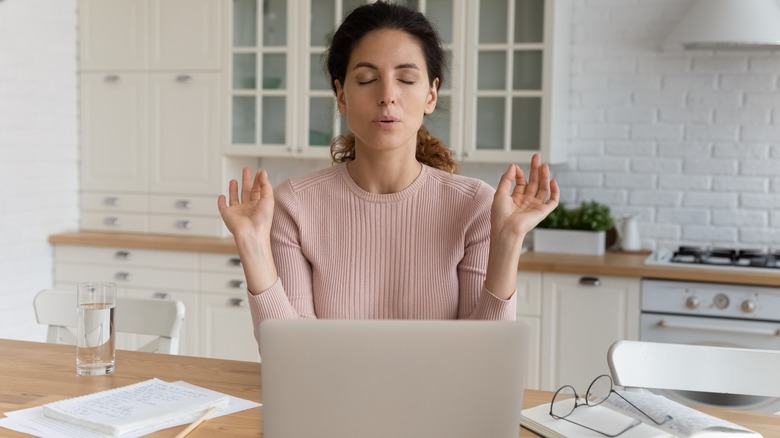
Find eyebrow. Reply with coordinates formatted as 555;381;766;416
352;62;421;71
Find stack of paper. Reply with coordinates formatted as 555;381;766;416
41;379;229;436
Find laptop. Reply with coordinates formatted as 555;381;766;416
259;319;530;438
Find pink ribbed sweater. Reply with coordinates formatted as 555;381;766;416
247;163;517;337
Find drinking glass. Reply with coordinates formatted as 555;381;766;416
76;282;117;376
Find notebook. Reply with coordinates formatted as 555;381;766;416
259;319;530;438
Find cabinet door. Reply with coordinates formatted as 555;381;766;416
540;273;639;391
79;0;148;70
148;0;223;70
148;73;221;195
80;73;148;192
200;294;261;362
461;0;569;164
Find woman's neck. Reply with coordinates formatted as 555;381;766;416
345;154;422;194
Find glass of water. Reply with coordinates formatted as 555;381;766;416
76;282;117;376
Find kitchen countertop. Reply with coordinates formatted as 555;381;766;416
49;232;780;287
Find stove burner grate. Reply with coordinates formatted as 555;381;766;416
670;247;780;269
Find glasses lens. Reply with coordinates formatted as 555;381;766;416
586;375;612;406
551;386;577;418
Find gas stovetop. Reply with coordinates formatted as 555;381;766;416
646;247;780;271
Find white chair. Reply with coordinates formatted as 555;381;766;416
34;289;185;355
607;340;780;399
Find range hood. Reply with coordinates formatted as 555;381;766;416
665;0;780;50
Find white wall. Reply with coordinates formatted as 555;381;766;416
0;0;79;340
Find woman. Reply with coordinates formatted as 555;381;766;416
218;1;559;344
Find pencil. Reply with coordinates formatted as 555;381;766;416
174;405;219;438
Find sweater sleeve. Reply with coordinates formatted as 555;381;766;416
457;182;517;321
246;181;317;347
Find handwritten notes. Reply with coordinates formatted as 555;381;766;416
42;379;229;436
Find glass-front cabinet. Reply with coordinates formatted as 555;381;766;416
226;0;569;163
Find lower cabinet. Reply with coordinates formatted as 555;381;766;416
516;272;542;390
52;244;257;361
539;272;640;391
52;244;638;376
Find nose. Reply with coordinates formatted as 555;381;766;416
378;79;397;106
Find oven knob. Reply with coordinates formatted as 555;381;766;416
713;293;730;309
685;297;700;309
741;300;756;313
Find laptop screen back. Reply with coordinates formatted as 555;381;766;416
260;319;530;438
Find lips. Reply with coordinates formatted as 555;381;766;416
375;115;400;124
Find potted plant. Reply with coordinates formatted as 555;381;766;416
533;201;615;255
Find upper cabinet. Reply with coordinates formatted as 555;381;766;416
78;0;228;237
79;0;223;71
225;0;570;164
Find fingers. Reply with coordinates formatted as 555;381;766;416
241;167;253;204
496;163;521;198
524;154;541;197
250;169;273;201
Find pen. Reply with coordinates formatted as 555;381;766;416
174;405;219;438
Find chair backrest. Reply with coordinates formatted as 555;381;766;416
33;289;185;354
607;340;780;398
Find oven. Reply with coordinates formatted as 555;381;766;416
641;247;780;413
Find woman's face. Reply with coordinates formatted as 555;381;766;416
335;29;438;157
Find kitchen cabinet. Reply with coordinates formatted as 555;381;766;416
539;272;640;391
52;244;257;362
53;245;201;356
79;0;222;71
516;271;543;390
225;0;569;164
199;253;261;362
78;0;228;237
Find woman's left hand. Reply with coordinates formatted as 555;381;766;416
491;153;559;244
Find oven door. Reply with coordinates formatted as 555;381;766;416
640;313;780;413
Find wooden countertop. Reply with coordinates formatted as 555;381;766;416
49;232;780;287
49;231;238;254
517;250;780;287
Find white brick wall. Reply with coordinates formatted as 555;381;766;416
0;0;78;340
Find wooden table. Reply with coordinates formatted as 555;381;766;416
1;339;778;437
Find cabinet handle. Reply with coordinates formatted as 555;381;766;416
104;196;121;206
115;272;134;281
230;280;247;289
104;74;120;83
175;220;192;230
177;199;193;209
104;217;121;226
153;292;171;300
229;298;246;307
115;251;132;260
578;276;601;286
175;74;192;83
228;257;241;267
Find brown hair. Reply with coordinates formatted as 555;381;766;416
325;1;459;174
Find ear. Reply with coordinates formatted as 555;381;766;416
424;78;439;115
335;79;347;116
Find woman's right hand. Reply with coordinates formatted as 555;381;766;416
217;167;275;242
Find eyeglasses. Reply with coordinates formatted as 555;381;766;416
549;374;672;437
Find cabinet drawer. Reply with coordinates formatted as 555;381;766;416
200;253;243;273
82;212;148;233
82;192;148;212
149;216;222;237
55;245;198;269
55;263;198;291
201;272;247;295
149;194;218;216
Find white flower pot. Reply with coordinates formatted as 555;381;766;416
533;229;606;256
